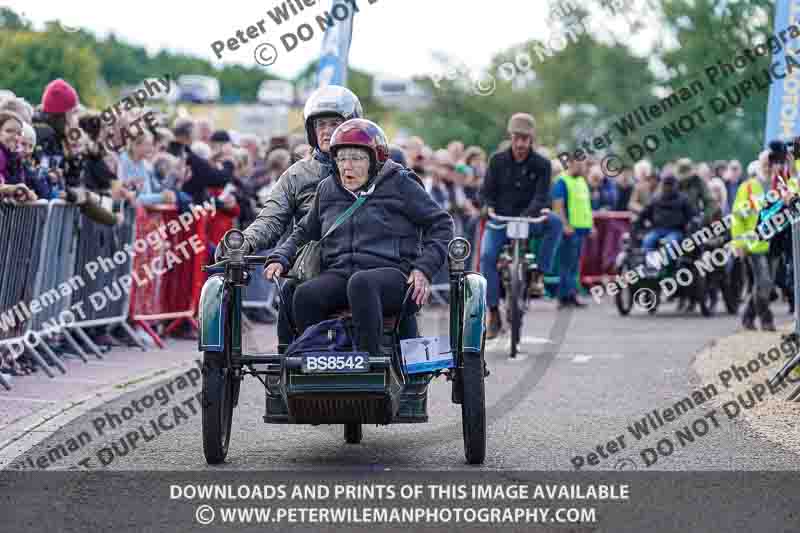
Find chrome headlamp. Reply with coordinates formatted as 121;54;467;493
224;229;246;252
448;238;471;263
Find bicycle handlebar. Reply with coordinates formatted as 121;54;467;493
488;212;547;224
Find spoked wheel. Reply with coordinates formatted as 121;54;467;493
344;423;363;444
461;334;486;464
509;263;524;358
202;352;235;464
615;285;633;316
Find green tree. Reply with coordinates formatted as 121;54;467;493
0;30;101;106
651;0;774;164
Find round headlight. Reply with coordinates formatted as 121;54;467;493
448;238;471;262
224;229;245;251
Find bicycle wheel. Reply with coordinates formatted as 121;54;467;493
509;262;523;358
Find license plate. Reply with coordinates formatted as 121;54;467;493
506;220;530;239
302;352;370;373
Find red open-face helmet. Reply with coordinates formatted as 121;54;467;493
329;118;389;175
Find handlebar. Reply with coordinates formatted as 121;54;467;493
202;255;270;272
488;212;547;224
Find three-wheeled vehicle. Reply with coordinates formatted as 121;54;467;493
198;231;488;464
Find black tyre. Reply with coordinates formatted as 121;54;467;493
344;423;363;444
615;286;633;316
202;353;235;464
462;338;486;465
509;264;523;358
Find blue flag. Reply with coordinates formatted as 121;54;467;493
316;0;356;88
765;0;800;146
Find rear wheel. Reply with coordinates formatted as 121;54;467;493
202;353;235;464
344;423;362;444
461;337;486;465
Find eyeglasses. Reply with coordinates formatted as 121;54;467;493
335;154;369;164
315;118;343;130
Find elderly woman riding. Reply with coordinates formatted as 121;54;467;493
265;119;453;356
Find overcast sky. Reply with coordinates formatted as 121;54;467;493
5;0;660;81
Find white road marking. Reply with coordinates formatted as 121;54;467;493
556;353;625;362
520;336;553;344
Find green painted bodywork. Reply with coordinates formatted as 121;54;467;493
450;273;487;360
461;273;487;353
288;372;386;392
198;274;243;353
199;275;225;352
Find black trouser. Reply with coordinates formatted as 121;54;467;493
276;278;298;352
293;268;411;356
743;254;774;324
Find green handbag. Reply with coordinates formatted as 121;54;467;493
288;194;368;283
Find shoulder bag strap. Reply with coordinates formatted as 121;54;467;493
318;193;367;243
318;173;388;242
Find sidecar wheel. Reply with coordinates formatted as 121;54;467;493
461;338;486;465
344;423;362;444
202;353;235;464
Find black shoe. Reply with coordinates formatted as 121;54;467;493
558;298;573;309
761;320;777;332
742;317;757;330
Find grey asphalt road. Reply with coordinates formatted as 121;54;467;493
10;299;800;472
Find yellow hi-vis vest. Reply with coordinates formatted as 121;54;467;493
558;173;593;229
731;177;768;255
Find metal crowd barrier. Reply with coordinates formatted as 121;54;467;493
66;203;142;358
0;201;52;385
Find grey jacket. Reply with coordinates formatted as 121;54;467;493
240;150;335;253
268;159;454;282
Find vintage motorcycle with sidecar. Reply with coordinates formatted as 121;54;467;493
198;230;488;465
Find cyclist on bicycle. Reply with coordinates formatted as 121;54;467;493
214;85;362;352
479;113;563;338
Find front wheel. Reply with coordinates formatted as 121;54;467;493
615;286;633;316
202;353;235;464
344;423;362;444
461;340;486;464
509;263;523;358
